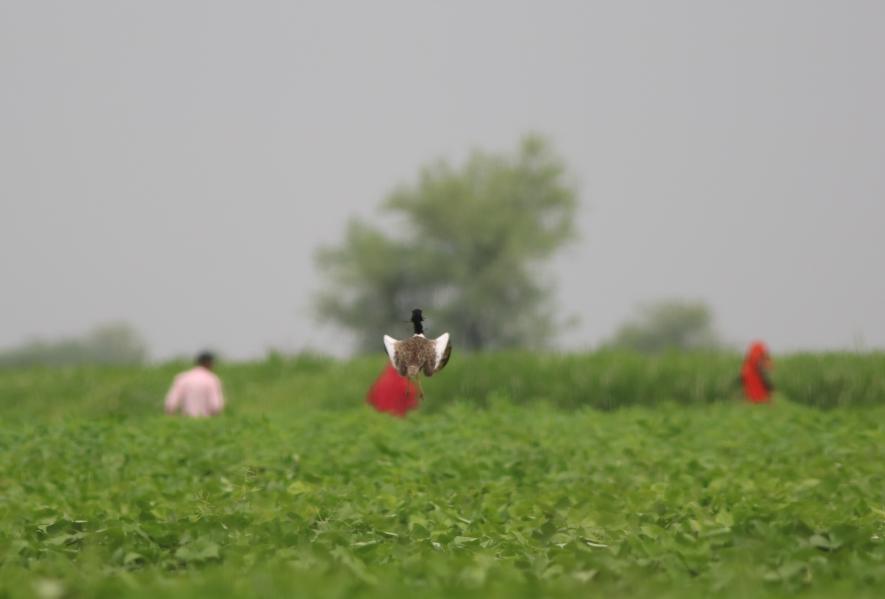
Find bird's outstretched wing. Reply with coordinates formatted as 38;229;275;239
433;333;451;373
383;335;399;369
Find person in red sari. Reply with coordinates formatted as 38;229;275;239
740;341;774;403
367;364;421;417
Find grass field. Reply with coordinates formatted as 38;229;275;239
1;353;884;598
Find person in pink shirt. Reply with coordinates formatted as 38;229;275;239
164;351;225;417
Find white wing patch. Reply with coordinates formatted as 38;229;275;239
433;333;450;370
383;335;399;368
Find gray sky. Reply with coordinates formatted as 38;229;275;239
2;1;884;359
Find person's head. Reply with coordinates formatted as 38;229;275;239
746;341;772;368
195;351;215;370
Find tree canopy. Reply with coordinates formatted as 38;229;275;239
605;300;722;353
315;135;579;352
0;322;149;368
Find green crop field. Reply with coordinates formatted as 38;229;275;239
1;353;884;598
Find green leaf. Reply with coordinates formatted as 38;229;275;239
286;480;313;496
175;539;220;563
123;552;145;566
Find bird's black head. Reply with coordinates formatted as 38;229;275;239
411;308;424;334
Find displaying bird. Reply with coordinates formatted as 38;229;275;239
383;309;451;384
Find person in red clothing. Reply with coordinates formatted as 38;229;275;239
367;364;421;417
740;341;774;403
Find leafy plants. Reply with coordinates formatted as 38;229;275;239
0;354;883;598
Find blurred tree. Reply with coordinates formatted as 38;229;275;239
81;322;150;364
605;300;721;353
0;322;149;367
315;135;579;352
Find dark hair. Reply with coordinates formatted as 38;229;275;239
195;351;215;367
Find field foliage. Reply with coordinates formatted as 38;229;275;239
1;352;884;598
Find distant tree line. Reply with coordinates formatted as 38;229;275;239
604;299;722;353
312;133;733;356
0;322;149;368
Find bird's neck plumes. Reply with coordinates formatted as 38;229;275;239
411;308;424;335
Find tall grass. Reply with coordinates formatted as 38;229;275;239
776;352;885;408
0;351;882;420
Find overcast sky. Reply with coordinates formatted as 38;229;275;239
2;1;883;359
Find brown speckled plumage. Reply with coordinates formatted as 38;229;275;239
393;335;446;378
383;309;452;384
